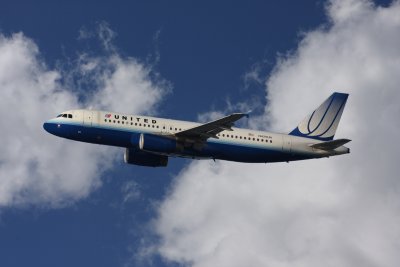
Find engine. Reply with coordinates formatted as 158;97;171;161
139;133;183;154
124;148;168;167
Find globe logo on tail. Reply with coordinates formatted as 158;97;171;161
289;92;349;141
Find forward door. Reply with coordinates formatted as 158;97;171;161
83;110;93;127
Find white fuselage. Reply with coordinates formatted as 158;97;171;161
43;109;349;166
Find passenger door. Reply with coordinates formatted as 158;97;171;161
83;110;93;127
282;135;292;153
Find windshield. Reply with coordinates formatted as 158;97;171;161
56;113;73;119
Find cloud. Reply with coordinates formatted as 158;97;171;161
242;62;266;90
0;25;168;208
154;1;400;267
196;97;261;130
88;54;169;114
121;180;141;203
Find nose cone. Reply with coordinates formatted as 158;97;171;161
43;121;59;136
43;122;51;133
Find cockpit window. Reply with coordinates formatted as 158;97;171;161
56;113;73;119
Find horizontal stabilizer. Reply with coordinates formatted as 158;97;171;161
310;138;351;150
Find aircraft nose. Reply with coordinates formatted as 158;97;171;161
43;121;59;135
43;121;51;133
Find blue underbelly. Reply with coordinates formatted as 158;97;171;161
199;141;291;163
55;124;311;163
52;123;134;147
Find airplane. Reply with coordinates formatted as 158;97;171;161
43;92;350;167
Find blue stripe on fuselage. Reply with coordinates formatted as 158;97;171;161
43;122;312;163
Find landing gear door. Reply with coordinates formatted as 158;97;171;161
83;110;93;127
282;135;292;153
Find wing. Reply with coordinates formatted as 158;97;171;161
310;138;351;150
175;113;249;141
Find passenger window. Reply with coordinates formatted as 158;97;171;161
270;140;272;143
104;119;107;122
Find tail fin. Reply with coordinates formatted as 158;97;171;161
289;92;349;141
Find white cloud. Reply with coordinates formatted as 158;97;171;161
88;55;169;114
122;180;141;203
154;1;400;267
196;98;260;130
97;21;117;52
242;62;266;90
0;26;168;207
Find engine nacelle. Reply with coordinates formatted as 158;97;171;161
139;133;182;154
124;148;168;167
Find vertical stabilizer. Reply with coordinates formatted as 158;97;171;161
289;92;349;141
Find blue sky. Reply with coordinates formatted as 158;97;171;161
0;1;327;116
0;1;399;267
